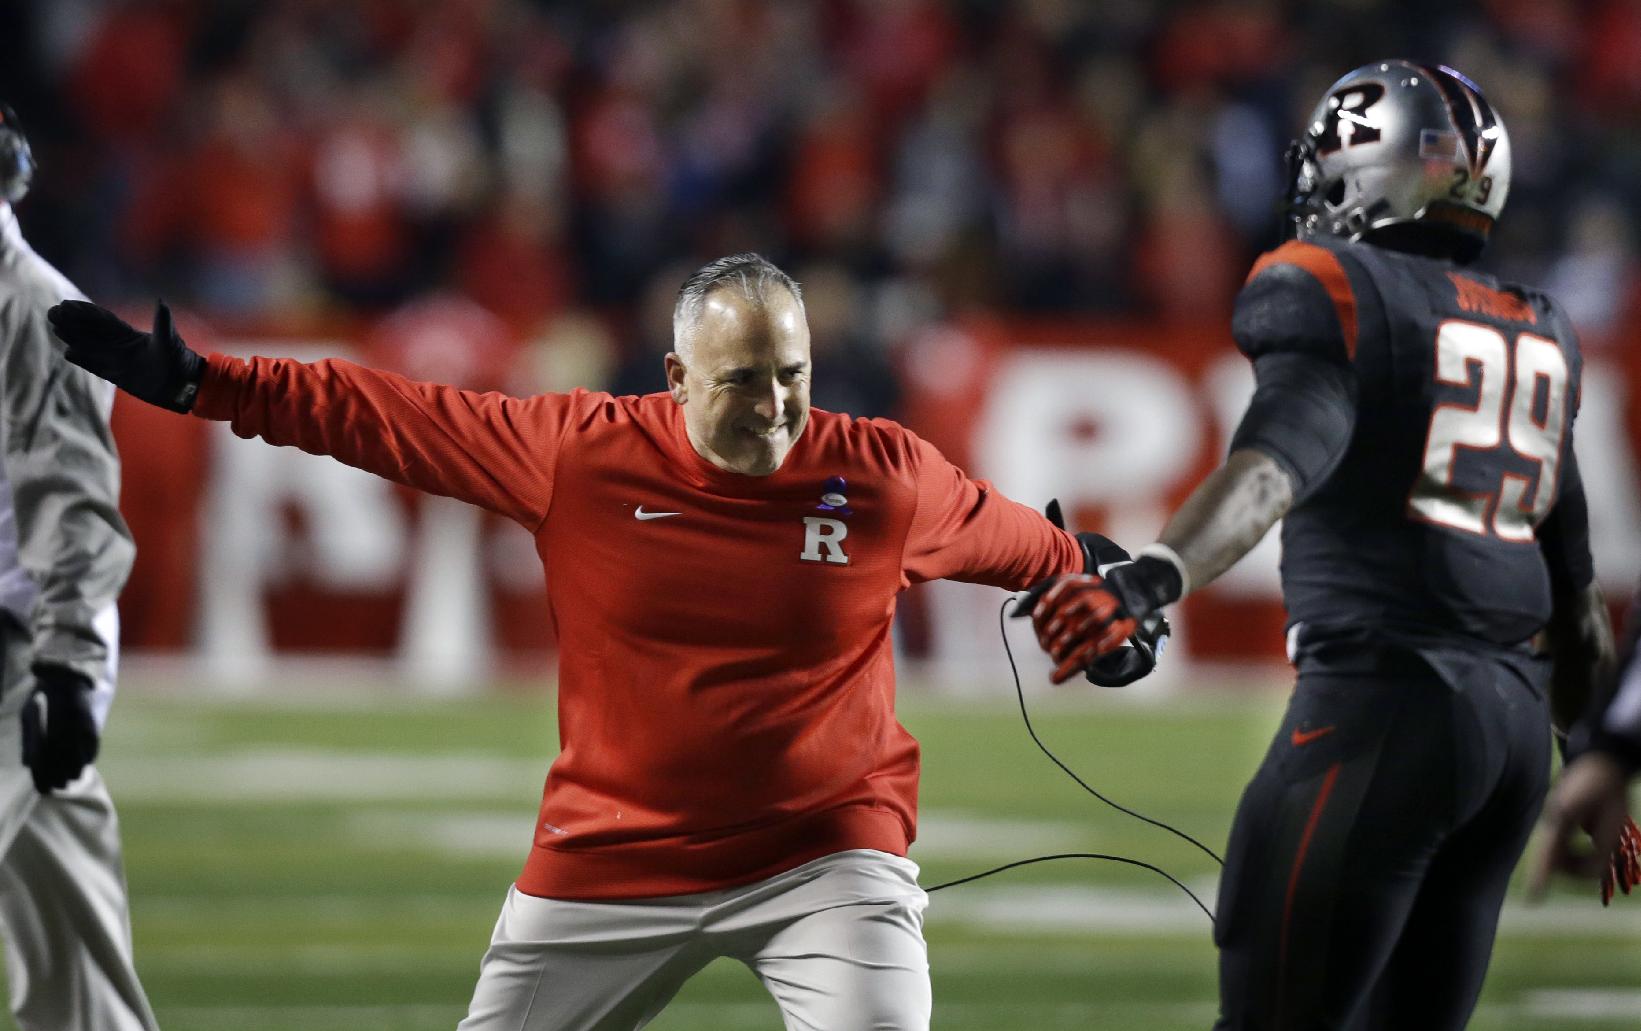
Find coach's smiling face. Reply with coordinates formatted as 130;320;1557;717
666;286;811;477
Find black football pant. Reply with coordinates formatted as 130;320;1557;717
1212;648;1550;1030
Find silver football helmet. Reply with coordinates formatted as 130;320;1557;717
1286;61;1509;263
0;104;35;205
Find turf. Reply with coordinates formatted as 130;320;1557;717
2;680;1636;1030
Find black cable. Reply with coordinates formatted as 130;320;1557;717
995;599;1223;865
919;599;1220;925
925;853;1215;925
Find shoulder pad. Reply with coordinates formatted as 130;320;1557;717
1233;240;1359;363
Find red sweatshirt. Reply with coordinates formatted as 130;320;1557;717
197;354;1082;898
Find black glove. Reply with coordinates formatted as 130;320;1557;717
20;664;100;795
1101;554;1184;622
1073;540;1174;687
1014;502;1173;687
46;300;204;413
1085;609;1171;687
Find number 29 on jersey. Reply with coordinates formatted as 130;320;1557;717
1409;320;1570;542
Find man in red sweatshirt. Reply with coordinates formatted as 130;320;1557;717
48;253;1096;1029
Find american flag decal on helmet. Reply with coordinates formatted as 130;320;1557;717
1417;64;1502;178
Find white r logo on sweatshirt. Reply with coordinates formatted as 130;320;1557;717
799;517;849;565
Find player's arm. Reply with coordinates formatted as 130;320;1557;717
0;292;134;792
1032;249;1361;682
1536;452;1614;735
47;300;567;527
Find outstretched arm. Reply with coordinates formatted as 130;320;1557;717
199;352;563;526
49;300;570;527
901;430;1083;589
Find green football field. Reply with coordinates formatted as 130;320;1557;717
7;675;1638;1030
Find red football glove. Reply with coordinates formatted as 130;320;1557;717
1030;574;1138;685
1601;815;1641;906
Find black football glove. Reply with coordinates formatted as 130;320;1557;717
20;664;100;795
1014;502;1173;687
1086;608;1171;687
46;300;204;413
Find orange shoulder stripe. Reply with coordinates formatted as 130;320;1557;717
1246;240;1359;359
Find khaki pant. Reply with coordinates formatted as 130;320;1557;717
0;617;158;1031
459;849;931;1031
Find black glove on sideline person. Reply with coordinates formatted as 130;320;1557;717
46;300;205;413
20;664;100;795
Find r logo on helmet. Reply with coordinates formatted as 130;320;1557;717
1316;85;1385;155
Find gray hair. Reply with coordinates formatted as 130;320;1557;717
671;253;804;359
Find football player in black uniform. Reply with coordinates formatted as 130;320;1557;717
1026;61;1640;1029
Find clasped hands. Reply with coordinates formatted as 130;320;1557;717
1013;519;1176;688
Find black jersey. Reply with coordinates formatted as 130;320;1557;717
1232;236;1591;647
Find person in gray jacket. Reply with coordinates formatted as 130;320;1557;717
0;103;159;1030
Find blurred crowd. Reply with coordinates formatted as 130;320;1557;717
3;0;1641;409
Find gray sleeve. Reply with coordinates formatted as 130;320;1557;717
0;290;134;685
1587;595;1641;774
1596;651;1641;768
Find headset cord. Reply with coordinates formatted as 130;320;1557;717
922;599;1218;925
927;853;1215;925
996;598;1222;865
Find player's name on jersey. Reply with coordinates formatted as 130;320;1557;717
1448;272;1536;325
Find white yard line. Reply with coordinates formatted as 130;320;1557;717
99;750;544;802
913;812;1100;856
153;997;1641;1030
132;878;1637;944
143;943;472;976
345;809;533;855
927;884;1641;940
154;1004;460;1030
1522;990;1641;1019
336;807;1100;861
136;893;488;923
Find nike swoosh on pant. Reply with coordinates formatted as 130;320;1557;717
1290;725;1336;747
